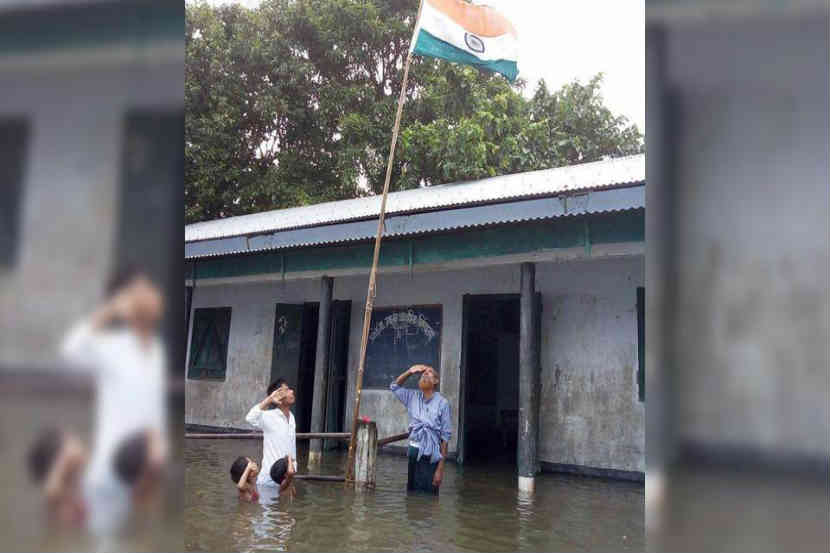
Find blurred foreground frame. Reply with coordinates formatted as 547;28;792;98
0;1;184;551
646;1;829;552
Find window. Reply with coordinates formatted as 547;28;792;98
188;307;232;380
636;287;645;402
0;118;30;269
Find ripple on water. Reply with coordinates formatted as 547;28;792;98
185;440;643;552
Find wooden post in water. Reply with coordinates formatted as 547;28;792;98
353;420;378;488
309;276;334;464
518;262;539;492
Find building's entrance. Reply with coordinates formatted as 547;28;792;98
271;301;350;436
460;294;521;465
324;300;351;450
272;303;318;433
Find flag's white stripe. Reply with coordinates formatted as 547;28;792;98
414;0;519;63
408;5;425;54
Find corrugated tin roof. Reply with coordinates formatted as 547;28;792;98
185;154;645;243
185;184;644;259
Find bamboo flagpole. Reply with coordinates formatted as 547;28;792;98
345;0;424;484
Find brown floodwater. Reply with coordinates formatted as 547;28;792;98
185;438;643;552
0;390;183;552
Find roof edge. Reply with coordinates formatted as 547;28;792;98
186;154;646;243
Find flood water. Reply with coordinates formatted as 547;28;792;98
185;439;644;552
0;391;183;552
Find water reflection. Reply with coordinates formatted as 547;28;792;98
185;439;643;552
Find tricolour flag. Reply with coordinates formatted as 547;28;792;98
411;0;519;82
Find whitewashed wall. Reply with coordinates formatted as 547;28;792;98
186;255;645;473
0;59;183;368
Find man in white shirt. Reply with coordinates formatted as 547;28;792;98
245;378;297;497
60;266;168;534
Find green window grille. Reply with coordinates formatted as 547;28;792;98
188;307;232;380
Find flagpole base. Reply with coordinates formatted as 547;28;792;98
518;476;535;493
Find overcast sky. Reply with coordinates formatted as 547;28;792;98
199;0;645;131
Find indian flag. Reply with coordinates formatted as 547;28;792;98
411;0;519;82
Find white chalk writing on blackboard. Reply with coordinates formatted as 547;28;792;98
277;315;288;337
369;309;437;344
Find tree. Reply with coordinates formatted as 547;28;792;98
185;0;643;224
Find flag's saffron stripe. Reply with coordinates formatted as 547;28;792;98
413;29;519;82
425;0;517;38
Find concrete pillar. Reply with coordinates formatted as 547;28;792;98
308;276;333;464
518;262;539;491
353;420;378;488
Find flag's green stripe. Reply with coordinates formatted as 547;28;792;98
412;29;518;82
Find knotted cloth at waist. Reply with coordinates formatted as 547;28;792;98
409;420;444;464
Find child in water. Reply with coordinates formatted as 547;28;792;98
230;454;295;502
230;457;260;502
269;455;296;499
112;428;167;505
27;427;88;528
27;426;166;533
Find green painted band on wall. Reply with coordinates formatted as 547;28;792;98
584;217;592;256
188;210;643;281
0;1;183;57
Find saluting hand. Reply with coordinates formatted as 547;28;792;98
269;387;288;406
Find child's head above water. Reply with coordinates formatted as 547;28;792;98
112;428;167;490
269;456;290;485
29;428;64;485
28;427;86;489
230;456;258;484
113;431;149;487
27;428;88;526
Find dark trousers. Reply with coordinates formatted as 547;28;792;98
407;446;439;495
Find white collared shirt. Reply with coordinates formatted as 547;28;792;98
60;318;167;534
245;403;297;488
60;319;167;486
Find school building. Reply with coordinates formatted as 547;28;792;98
185;154;645;483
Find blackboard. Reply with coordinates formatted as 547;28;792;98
364;305;442;389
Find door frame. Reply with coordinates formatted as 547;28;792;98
458;292;540;466
324;300;351;449
271;301;319;433
458;293;521;465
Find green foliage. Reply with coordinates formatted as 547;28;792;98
185;0;643;224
